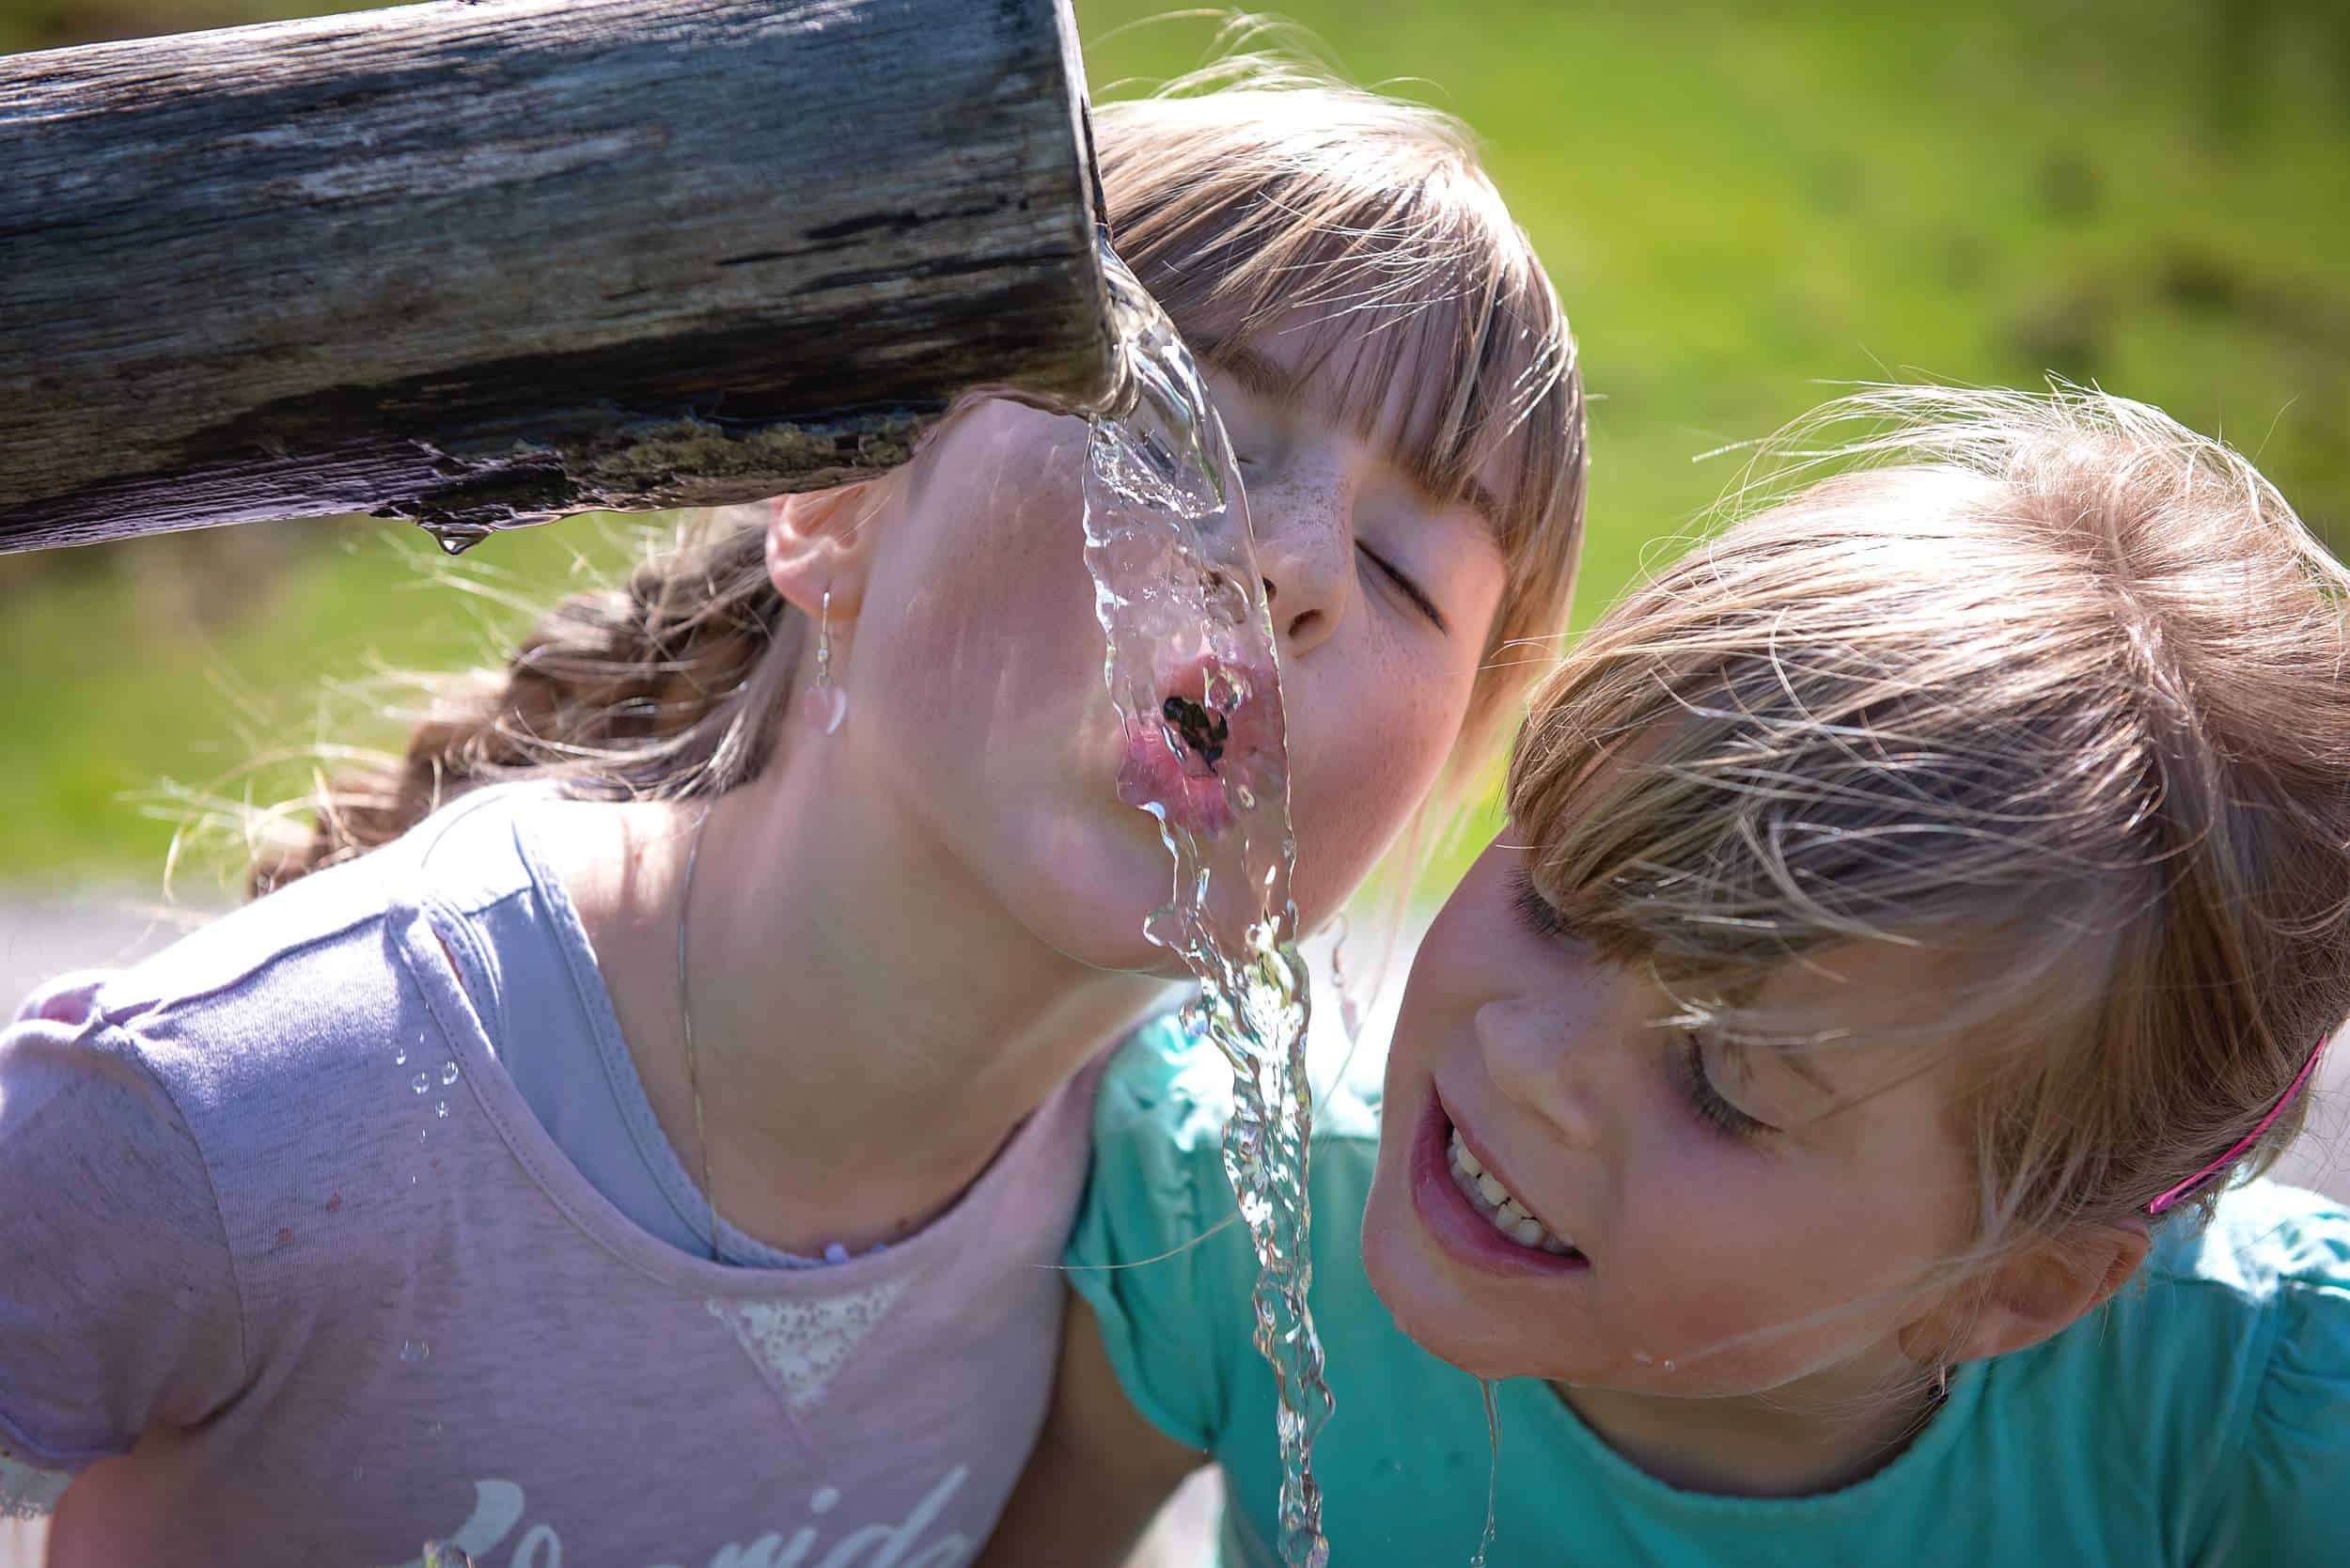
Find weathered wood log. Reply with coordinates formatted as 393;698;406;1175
0;0;1115;555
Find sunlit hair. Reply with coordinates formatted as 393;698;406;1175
226;51;1584;897
1097;55;1585;762
1509;385;2350;1272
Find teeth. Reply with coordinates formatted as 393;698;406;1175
1449;1128;1575;1257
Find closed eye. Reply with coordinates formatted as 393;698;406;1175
1676;1034;1777;1143
1359;543;1448;633
1510;867;1568;939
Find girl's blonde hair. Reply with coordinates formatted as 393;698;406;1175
243;58;1584;897
1509;384;2349;1262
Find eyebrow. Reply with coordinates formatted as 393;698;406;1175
1209;345;1505;528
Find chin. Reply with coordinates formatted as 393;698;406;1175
1358;1177;1534;1381
1364;1250;1534;1381
996;844;1195;978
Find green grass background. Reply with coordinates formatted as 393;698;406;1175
4;0;2346;894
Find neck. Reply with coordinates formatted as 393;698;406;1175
1552;1346;1943;1499
564;745;1172;1259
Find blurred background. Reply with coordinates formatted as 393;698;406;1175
4;0;2348;902
7;0;2350;884
2;2;2345;1560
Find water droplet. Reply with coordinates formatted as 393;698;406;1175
399;1339;431;1363
420;521;493;557
419;1127;429;1141
810;1486;841;1514
395;1046;408;1066
429;1421;444;1437
436;1100;449;1118
441;1059;460;1086
1661;1358;1677;1372
412;1072;430;1094
1234;784;1257;810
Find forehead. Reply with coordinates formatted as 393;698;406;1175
1197;307;1511;534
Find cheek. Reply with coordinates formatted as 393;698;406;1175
1283;645;1479;918
860;431;1102;742
1595;1150;1945;1386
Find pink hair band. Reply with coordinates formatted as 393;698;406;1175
2147;1032;2333;1216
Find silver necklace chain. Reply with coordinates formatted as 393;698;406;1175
679;800;721;1262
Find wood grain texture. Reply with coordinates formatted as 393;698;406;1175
0;0;1114;553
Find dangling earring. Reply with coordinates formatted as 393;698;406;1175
807;588;848;735
1934;1362;1950;1403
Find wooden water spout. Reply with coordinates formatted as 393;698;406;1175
0;0;1116;554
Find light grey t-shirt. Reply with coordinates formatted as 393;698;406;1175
433;782;866;1268
0;783;1104;1567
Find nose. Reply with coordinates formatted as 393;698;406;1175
1478;999;1606;1152
1246;449;1354;659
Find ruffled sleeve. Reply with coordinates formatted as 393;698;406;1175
2200;1195;2350;1560
1061;1013;1252;1454
0;975;246;1492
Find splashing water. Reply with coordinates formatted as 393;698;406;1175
1081;232;1332;1568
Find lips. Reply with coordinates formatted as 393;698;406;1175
1409;1087;1589;1278
1117;653;1278;839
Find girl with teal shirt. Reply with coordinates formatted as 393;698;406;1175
983;386;2350;1566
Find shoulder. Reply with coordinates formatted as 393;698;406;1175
41;788;551;1112
2144;1177;2350;1300
2042;1180;2350;1555
52;861;404;1100
1093;1012;1237;1161
1091;1010;1384;1196
57;822;428;1027
3;833;469;1270
2157;1182;2350;1558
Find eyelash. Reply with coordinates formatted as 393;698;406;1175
1359;543;1448;633
1230;447;1447;633
1509;867;1566;938
1677;1034;1771;1143
1509;870;1774;1142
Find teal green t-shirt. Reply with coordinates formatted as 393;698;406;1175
1067;1017;2350;1566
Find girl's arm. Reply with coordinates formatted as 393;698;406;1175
976;1292;1206;1568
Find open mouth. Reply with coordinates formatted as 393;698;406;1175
1447;1127;1576;1254
1117;655;1275;838
1411;1090;1590;1278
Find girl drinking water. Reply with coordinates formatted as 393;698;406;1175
998;385;2349;1565
0;70;1585;1565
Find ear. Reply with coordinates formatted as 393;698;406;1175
1904;1221;2152;1366
763;480;885;621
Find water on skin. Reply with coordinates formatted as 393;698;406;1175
1081;232;1333;1568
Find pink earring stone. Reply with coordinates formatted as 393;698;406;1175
806;684;847;735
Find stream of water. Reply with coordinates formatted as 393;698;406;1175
1080;233;1333;1568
